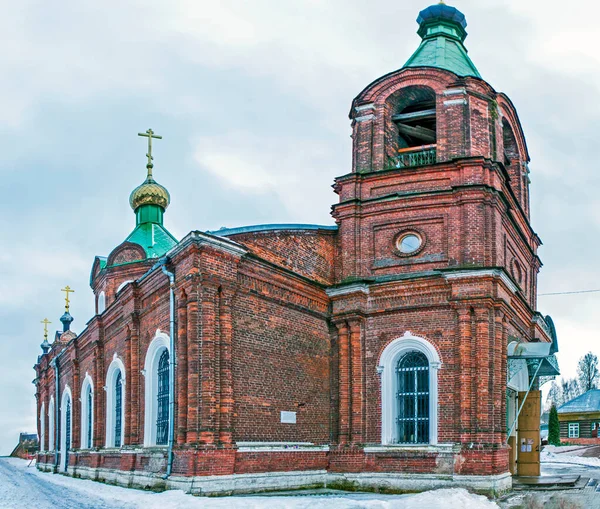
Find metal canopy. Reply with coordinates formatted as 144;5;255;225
506;341;560;442
508;341;560;378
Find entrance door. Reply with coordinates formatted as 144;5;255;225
517;390;541;476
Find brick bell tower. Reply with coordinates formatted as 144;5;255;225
328;3;548;489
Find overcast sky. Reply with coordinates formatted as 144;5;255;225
1;0;599;454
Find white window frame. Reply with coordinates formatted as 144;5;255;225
80;374;94;449
568;422;580;438
48;396;55;451
143;331;170;447
105;356;126;448
60;385;72;472
97;291;106;314
378;331;441;445
116;280;134;294
593;422;596;431
40;401;45;452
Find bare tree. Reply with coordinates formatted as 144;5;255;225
561;378;581;403
546;381;562;409
578;352;600;392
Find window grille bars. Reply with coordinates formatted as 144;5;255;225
115;372;122;448
156;350;170;446
396;351;430;444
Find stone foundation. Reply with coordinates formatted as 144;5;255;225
36;452;512;497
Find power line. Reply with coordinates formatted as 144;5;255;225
539;289;600;296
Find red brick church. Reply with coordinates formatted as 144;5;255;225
34;3;559;495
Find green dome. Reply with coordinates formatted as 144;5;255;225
403;3;481;78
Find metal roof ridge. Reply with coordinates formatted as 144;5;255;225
208;223;338;237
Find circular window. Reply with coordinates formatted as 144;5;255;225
397;233;422;254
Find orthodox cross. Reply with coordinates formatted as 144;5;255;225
41;318;51;341
138;128;162;179
61;285;75;312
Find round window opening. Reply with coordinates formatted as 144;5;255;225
397;233;422;254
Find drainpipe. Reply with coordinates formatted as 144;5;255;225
160;260;176;479
52;358;60;471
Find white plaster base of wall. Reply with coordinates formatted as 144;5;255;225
331;472;512;495
36;462;512;496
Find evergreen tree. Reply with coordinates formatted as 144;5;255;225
548;404;560;446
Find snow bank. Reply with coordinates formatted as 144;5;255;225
542;445;592;455
141;488;499;509
5;458;498;509
541;447;600;468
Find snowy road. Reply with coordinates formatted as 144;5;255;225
0;457;498;509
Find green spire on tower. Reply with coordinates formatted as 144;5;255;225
403;3;481;78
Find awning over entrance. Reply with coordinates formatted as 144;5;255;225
506;341;561;444
508;341;560;381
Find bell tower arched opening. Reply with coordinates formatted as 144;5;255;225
386;86;437;169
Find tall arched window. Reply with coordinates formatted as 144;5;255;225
143;332;170;447
97;291;106;314
378;332;441;445
105;357;125;448
40;401;46;452
156;350;169;445
48;396;55;451
396;351;429;444
60;386;72;472
80;375;94;449
115;372;122;448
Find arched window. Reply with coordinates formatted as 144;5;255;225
97;291;106;314
40;401;45;452
60;386;72;472
143;332;170;447
396;351;430;444
378;332;441;445
116;280;133;294
80;375;94;449
48;397;55;451
156;350;169;445
105;357;125;448
386;86;437;169
115;372;122;448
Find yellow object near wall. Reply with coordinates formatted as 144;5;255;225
517;390;541;476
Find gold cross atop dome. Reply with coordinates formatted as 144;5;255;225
41;318;51;341
61;285;74;312
138;128;163;179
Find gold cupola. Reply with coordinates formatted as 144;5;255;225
129;176;171;211
129;128;170;212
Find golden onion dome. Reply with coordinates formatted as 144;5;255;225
129;176;170;211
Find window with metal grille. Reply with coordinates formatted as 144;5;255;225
115;372;122;448
65;397;71;471
156;349;169;446
87;387;93;449
396;351;429;444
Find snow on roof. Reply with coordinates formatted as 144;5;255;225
558;389;600;414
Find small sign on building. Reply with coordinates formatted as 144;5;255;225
280;411;297;424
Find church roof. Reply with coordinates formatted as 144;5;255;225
124;222;178;260
403;3;481;78
558;390;600;414
209;223;338;237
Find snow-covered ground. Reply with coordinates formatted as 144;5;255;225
0;457;498;509
541;445;600;469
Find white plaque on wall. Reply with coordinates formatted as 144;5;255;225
280;411;297;424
